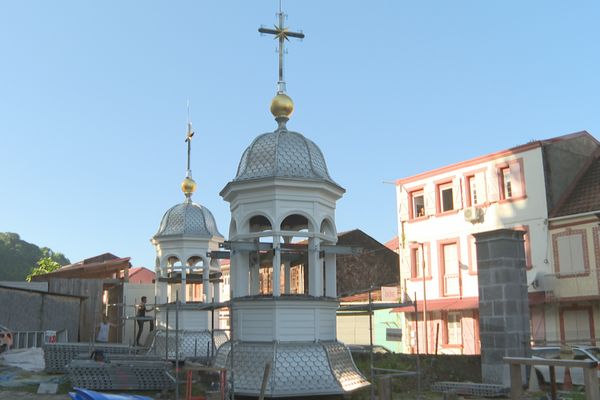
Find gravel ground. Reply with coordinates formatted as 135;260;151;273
0;392;70;399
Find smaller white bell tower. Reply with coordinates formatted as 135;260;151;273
150;116;226;358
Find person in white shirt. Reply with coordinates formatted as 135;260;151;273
96;315;120;343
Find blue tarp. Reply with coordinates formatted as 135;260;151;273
68;387;153;400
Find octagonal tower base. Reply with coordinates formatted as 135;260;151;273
214;296;369;397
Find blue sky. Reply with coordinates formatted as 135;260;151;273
2;1;600;270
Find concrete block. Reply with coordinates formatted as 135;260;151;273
38;383;58;394
482;363;509;386
503;285;523;300
482;286;502;301
482;316;505;332
482;348;504;364
475;242;490;261
489;239;521;260
504;300;518;314
478;300;493;315
492;334;505;348
477;269;491;285
493;301;505;316
480;333;494;347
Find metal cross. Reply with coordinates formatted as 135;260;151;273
185;101;194;174
258;6;304;93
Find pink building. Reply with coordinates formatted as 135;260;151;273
128;267;155;284
394;131;600;354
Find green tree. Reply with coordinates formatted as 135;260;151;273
0;233;70;281
26;257;61;281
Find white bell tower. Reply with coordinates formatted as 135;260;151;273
150;116;226;358
214;7;369;397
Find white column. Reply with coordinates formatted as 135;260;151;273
250;251;260;295
308;238;322;296
283;236;291;294
325;253;337;298
214;281;221;303
156;261;168;303
232;249;249;298
284;261;291;294
203;260;210;302
272;237;281;297
210;259;221;303
181;264;187;304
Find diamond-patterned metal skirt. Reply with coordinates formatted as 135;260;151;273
214;340;369;397
149;329;229;362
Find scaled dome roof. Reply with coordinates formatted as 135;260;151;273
235;129;337;184
154;200;223;239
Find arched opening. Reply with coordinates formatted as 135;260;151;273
249;215;272;233
320;218;338;298
166;256;184;302
278;214;311;295
229;218;238;238
281;214;309;233
186;256;206;302
320;218;336;243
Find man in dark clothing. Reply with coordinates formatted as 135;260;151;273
136;296;154;346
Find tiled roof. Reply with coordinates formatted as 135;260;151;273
234;130;336;185
154;200;223;239
128;267;156;284
384;236;399;251
553;155;600;217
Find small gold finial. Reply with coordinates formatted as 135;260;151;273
181;176;197;198
270;92;294;120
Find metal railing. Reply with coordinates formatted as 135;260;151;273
11;329;68;349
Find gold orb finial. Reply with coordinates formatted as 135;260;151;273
181;176;197;197
270;92;294;120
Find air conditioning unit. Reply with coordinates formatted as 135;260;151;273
464;207;484;223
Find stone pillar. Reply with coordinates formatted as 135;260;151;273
325;253;336;298
474;229;530;386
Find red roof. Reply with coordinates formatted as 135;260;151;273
393;297;479;313
384;236;399;251
128;267;155;284
32;256;131;280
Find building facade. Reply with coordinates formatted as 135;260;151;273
542;149;600;345
395;131;600;354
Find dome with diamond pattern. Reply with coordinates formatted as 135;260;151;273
234;130;337;183
154;200;223;239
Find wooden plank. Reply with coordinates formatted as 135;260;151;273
583;366;600;400
47;278;105;342
504;357;597;368
509;364;522;400
505;357;600;400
